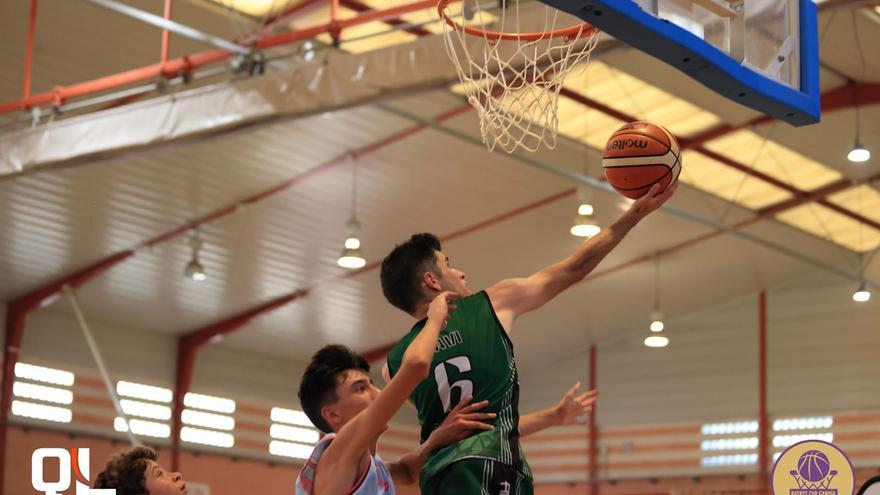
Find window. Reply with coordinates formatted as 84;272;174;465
181;392;235;448
12;363;74;423
701;420;759;467
269;407;320;459
772;416;834;451
114;381;173;439
701;454;758;467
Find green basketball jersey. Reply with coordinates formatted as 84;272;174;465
385;291;532;487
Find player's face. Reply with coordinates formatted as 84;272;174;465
433;251;472;296
332;369;382;429
143;460;187;495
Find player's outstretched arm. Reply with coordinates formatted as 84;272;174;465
487;182;677;331
388;396;495;485
313;292;459;495
519;381;597;436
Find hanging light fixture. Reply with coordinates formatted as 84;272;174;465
649;310;665;332
571;187;601;238
645;254;668;348
848;85;871;163
338;218;366;269
848;143;871;163
338;156;366;269
571;141;601;238
852;281;871;302
184;229;206;282
644;333;669;348
571;203;601;238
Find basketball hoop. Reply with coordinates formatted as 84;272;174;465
438;0;600;153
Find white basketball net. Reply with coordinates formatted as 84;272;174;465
440;0;600;153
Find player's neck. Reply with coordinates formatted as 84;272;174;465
411;303;429;321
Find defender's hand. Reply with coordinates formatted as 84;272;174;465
427;291;460;323
425;396;494;450
553;382;597;426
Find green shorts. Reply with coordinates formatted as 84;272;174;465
421;458;534;495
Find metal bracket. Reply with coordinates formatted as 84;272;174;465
691;0;740;18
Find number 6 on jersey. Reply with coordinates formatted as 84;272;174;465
434;357;473;412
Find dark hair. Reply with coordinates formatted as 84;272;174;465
298;345;370;433
380;233;442;314
93;446;158;494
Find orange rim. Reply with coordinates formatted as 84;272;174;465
437;0;597;41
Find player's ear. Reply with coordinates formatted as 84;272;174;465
423;271;442;292
321;404;342;431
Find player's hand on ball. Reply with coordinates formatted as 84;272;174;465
628;181;678;219
553;382;598;425
428;291;459;323
427;395;495;450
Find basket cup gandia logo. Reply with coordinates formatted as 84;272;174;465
772;440;856;495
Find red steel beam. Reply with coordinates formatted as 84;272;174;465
758;172;880;217
588;343;598;495
261;0;328;35
161;0;173;66
758;291;769;493
171;290;308;470
559;87;630;122
654;83;880;150
330;0;341;39
23;0;38;102
99;91;150;111
819;81;880;114
676;118;768;150
0;50;229;113
0;0;447;114
327;0;436;30
563;83;880;153
180;290;309;351
339;0;433;36
695;146;880;231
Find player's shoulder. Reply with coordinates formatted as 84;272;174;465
386;320;425;365
457;290;491;309
453;290;499;320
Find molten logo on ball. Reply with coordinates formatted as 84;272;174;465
772;440;855;495
606;138;649;150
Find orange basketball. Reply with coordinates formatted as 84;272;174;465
602;122;681;199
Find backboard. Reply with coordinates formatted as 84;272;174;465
537;0;820;125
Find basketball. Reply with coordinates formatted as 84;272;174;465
602;121;681;199
797;450;831;482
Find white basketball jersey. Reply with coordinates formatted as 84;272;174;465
295;434;396;495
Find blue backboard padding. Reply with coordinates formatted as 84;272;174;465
539;0;820;126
